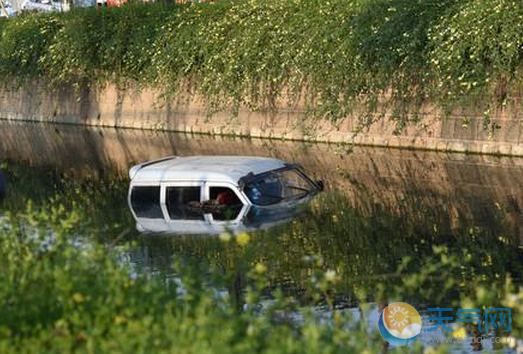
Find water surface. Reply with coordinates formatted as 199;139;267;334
1;120;523;353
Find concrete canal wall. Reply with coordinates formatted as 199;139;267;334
1;82;523;155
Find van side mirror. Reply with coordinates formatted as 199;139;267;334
315;180;325;192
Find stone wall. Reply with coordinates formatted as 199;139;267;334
1;82;523;155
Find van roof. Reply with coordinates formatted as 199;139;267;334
131;155;287;184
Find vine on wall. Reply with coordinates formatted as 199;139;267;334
1;0;523;131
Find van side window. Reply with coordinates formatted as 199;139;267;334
209;187;243;221
166;187;203;220
130;186;163;219
209;187;242;205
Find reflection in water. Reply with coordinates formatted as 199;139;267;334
2;121;523;353
2;120;523;242
131;203;304;235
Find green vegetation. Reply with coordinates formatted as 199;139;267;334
2;160;523;352
1;0;523;128
1;193;523;353
1;203;374;354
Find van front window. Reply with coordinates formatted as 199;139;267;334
244;168;316;206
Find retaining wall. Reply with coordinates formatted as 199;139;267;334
1;82;523;155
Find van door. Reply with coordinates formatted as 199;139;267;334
205;182;248;223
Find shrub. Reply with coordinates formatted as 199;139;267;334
428;0;523;106
0;13;60;82
1;0;523;127
0;203;385;354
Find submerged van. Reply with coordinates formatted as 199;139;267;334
128;156;323;234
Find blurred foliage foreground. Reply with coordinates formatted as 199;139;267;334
0;201;401;354
2;164;523;353
2;0;523;130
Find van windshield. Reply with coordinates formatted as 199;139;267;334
243;168;316;206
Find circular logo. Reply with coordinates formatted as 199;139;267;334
378;302;422;346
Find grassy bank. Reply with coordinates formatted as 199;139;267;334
1;0;523;128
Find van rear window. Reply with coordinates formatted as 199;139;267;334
130;186;163;219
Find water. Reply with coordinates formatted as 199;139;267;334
1;120;523;353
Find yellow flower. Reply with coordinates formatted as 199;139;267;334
246;324;255;337
114;315;126;325
72;292;85;303
505;294;518;308
333;311;342;325
219;232;232;243
254;263;267;274
324;269;338;283
236;232;250;246
452;327;467;339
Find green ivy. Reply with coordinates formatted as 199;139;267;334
1;0;523;128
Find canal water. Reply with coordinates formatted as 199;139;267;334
1;120;523;353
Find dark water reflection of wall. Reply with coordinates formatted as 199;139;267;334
2;120;523;243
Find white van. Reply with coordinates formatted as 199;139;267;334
128;156;323;234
